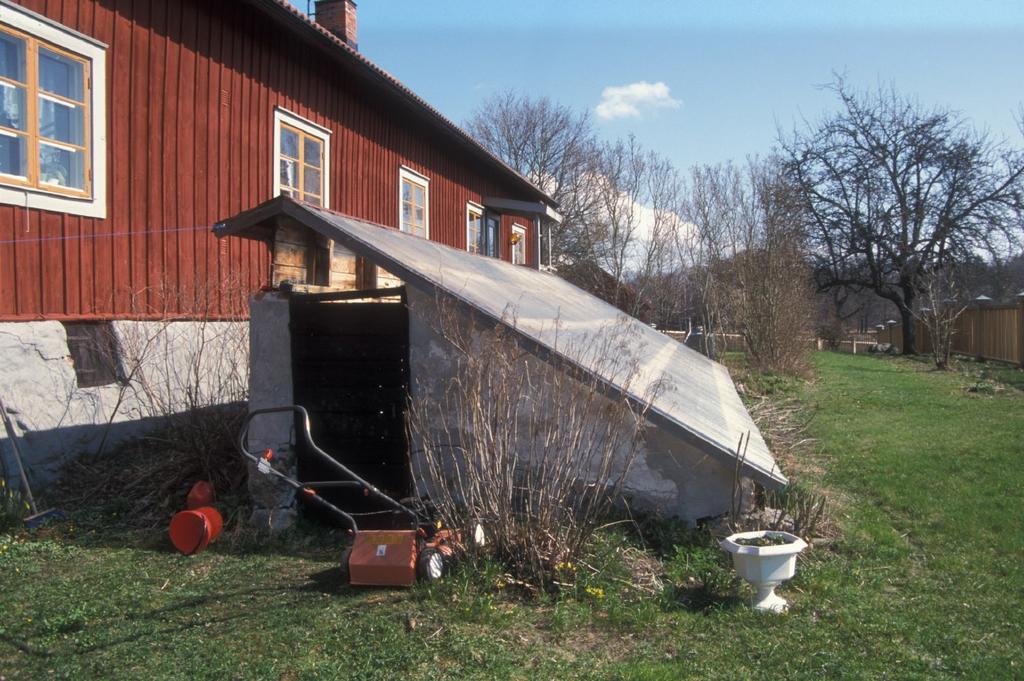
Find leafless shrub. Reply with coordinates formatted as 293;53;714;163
734;382;837;541
715;240;814;375
762;485;831;539
682;157;814;374
77;279;250;512
914;267;968;370
408;296;664;591
816;315;845;351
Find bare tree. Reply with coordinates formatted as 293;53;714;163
914;267;968;370
680;158;813;373
589;135;649;308
579;137;693;322
720;158;813;373
678;162;746;356
468;93;697;327
465;92;601;265
781;77;1024;354
629;151;687;323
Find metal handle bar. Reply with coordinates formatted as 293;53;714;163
237;405;418;530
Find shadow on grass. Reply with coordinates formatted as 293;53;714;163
35;507;353;563
298;565;350;594
2;577;376;662
660;584;745;615
74;612;254;655
0;632;52;658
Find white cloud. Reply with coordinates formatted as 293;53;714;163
595;81;681;120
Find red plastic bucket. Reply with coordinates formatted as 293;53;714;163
186;481;215;510
169;506;223;555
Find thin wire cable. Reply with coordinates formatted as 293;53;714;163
0;224;212;245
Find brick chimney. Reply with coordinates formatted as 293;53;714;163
315;0;357;50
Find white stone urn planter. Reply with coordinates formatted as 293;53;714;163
720;530;808;613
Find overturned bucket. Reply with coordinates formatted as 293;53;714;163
186;480;215;509
169;506;223;555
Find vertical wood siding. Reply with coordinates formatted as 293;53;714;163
0;0;538;320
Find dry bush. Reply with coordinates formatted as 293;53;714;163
54;417;248;529
61;279;252;522
408;297;664;591
109;280;248;472
761;484;830;538
736;387;837;541
715;239;814;374
682;157;814;375
914;268;968;370
716;159;813;374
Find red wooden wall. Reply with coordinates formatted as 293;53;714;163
0;0;537;321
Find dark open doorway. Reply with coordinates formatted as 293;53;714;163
288;289;411;524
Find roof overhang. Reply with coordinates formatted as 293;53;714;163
483;197;563;223
243;0;557;211
215;198;787;489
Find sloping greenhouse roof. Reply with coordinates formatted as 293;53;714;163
215;197;787;487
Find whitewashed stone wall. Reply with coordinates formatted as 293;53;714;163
0;319;248;487
245;293;299;529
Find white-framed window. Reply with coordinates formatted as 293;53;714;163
511;223;527;265
466;201;483;253
399;166;428;237
0;3;106;218
273;107;330;207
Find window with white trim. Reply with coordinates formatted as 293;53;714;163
0;4;106;217
274;107;330;207
466;201;482;253
399;166;428;237
511;223;527;265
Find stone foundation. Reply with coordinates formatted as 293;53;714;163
0;319;248;488
244;293;299;527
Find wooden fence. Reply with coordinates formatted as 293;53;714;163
662;298;1024;366
876;298;1024;366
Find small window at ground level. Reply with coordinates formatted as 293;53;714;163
0;6;106;218
274;108;330;208
399;167;429;237
511;224;527;265
466;202;482;253
62;322;121;388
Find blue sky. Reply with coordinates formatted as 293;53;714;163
297;1;1024;170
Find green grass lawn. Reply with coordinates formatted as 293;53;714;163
2;352;1022;680
914;353;1024;392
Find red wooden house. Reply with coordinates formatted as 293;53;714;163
0;0;557;481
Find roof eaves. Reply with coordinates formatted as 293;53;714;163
246;0;557;208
